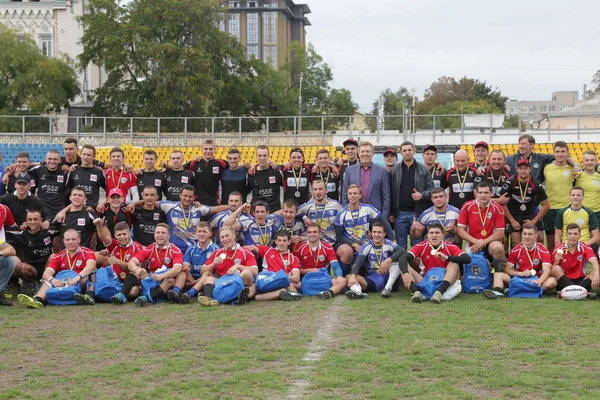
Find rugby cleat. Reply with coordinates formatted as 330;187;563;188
483;289;505;300
110;292;127;304
73;293;95;306
167;289;181;304
430;291;443;304
180;292;191;304
0;297;12;306
20;282;35;297
17;294;42;309
381;288;392;298
345;291;367;300
279;290;302;301
411;291;427;303
237;287;250;306
198;296;219;307
317;290;332;300
134;295;148;307
587;292;598;300
2;287;13;300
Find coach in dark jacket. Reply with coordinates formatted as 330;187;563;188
389;142;434;247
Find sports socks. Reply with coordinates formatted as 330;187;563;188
121;274;139;295
384;264;401;292
493;286;504;293
438;280;450;295
187;288;198;297
172;286;181;295
409;282;418;293
204;283;214;299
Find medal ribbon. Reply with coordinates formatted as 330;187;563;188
430;166;436;179
523;244;538;271
318;170;330;187
179;203;191;229
456;168;468;193
477;203;490;231
117;242;131;262
224;246;239;260
257;223;269;245
488;169;502;194
518;179;530;205
429;242;443;254
309;243;322;266
66;247;81;270
279;252;290;269
313;199;329;227
112;168;124;189
371;245;384;270
435;208;447;227
154;244;171;267
292;167;302;192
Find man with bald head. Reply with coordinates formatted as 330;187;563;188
446;150;479;210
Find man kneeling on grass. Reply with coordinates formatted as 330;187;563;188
345;222;405;299
126;223;184;306
247;230;302;301
390;223;470;303
18;229;96;308
181;226;257;306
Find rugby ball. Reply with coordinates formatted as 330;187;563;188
559;285;588;300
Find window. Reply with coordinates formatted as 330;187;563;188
248;1;257;7
550;105;556;112
40;35;52;57
541;105;547;112
247;12;258;44
228;14;240;40
247;45;259;59
228;1;239;7
270;46;277;69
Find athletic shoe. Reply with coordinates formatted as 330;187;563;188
483;289;504;300
20;282;35;297
134;295;148;307
180;292;191;304
430;291;443;304
317;290;332;300
350;283;362;294
2;287;13;300
73;293;95;306
345;291;367;300
381;288;392;298
279;290;302;301
167;289;181;304
587;292;598;300
0;298;12;306
17;294;42;309
411;291;427;303
110;292;127;304
198;296;219;307
237;287;250;306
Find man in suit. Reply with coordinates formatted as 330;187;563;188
389;141;434;248
342;141;390;220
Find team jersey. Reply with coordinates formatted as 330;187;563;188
106;239;144;279
0;193;45;226
183;241;219;279
244;218;277;246
298;199;342;244
160;201;212;253
312;169;339;201
248;167;283;212
428;165;448;190
51;209;98;248
105;167;137;195
47;246;96;274
543;163;573;209
256;246;300;274
446;166;479;209
6;228;55;269
163;169;195;201
417;205;461;245
209;210;253;245
185;158;227;206
457;200;505;245
408;240;464;274
498;176;547;219
131;206;166;246
555;206;599;243
29;165;67;218
552;242;596;280
480;168;511;198
132;243;183;273
283;165;312;204
54;155;104;170
338;159;358;191
470;160;488;169
0;204;16;241
204;245;258;277
135;170;166;200
506;242;552;277
575;171;600;212
101;206;132;235
67;166;106;207
293;241;337;270
334;203;380;243
5;171;35;194
357;239;398;274
221;167;249;205
271;215;306;238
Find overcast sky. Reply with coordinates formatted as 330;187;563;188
307;0;600;112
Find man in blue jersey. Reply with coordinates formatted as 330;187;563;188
299;180;342;245
209;191;253;245
271;199;306;246
410;187;461;246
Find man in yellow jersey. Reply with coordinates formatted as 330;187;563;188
554;187;600;253
543;141;576;252
575;150;600;223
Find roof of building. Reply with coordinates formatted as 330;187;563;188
550;95;600;117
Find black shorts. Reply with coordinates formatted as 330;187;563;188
506;215;543;233
557;277;591;292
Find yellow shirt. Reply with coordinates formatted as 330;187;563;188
575;171;600;212
555;206;598;242
543;163;573;209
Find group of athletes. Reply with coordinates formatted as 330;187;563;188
0;134;598;308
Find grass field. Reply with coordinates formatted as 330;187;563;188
1;292;599;400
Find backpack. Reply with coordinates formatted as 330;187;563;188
462;251;491;293
94;266;124;303
213;273;245;304
46;270;82;306
508;276;543;298
300;268;332;296
256;270;290;294
140;268;169;304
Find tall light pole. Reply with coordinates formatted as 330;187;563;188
411;87;417;135
377;92;385;134
298;73;303;133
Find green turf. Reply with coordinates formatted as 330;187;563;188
1;293;599;399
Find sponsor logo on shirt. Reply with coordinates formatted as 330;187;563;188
182;177;189;183
153;213;160;221
269;176;276;184
57;176;64;183
77;218;86;226
90;174;97;182
154;179;162;186
212;167;219;174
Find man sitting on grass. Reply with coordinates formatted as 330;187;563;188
179;222;219;304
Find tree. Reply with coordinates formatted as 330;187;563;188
424;100;503;130
586;70;600;99
367;88;416;131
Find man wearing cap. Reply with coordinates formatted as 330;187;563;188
98;188;132;236
0;173;45;228
383;149;398;172
446;149;479;210
389;141;434;248
283;148;312;205
471;141;489;170
338;139;360;193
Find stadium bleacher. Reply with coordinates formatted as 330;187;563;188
460;142;597;162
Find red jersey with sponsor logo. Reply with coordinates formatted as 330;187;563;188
552;242;596;280
293;241;337;270
457;199;505;245
506;242;551;276
105;168;137;195
204;245;258;277
106;239;144;279
47;246;96;274
256;246;299;274
408;241;464;274
132;243;183;273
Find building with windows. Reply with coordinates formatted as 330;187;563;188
505;91;579;125
221;0;311;70
0;0;101;105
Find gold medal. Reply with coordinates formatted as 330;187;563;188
319;220;329;230
530;269;536;277
353;227;364;238
219;253;227;260
481;229;487;237
430;249;437;256
119;272;126;280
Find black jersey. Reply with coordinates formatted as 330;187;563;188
132;206;166;246
52;209;98;248
4;172;36;194
282;165;312;204
446;166;479;210
67;166;106;207
29;165;67;219
163;169;195;201
101;206;132;235
185;158;227;206
480;168;511;198
55;155;105;169
312;169;340;201
0;193;45;226
498;176;548;219
248;167;283;212
136;170;166;200
6;228;56;269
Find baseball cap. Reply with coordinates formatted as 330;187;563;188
15;173;31;184
423;144;437;153
474;141;489;150
108;188;124;198
383;149;397;157
289;147;304;156
517;159;531;167
343;138;359;147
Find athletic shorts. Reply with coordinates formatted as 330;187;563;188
506;214;543;233
364;271;388;292
557;277;590;292
542;209;559;233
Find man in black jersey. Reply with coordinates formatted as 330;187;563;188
66;144;106;208
29;150;68;222
221;148;249;204
163;150;195;201
313;149;339;201
445;149;479;210
337;138;359;192
131;149;165;200
52;187;98;250
98;188;131;235
248;145;283;212
184;139;227;206
2;152;33;194
0;173;45;228
60;138;106;172
131;186;166;246
282;148;312;204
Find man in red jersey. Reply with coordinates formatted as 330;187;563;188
17;229;97;308
104;147;137;197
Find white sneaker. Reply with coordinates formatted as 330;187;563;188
350;283;362;294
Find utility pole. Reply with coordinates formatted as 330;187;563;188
411;87;417;134
298;73;303;133
377;92;385;134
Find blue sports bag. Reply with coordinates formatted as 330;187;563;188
213;273;245;304
300;268;332;296
462;251;491;293
508;276;543;298
416;267;446;299
256;270;290;293
141;268;169;304
94;266;124;303
46;270;81;305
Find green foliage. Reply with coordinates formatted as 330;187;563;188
587;69;600;99
368;87;416;131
